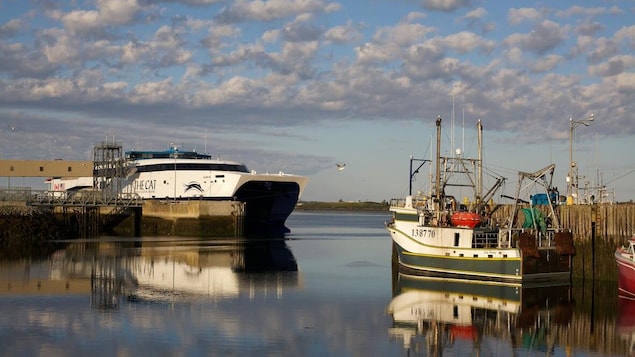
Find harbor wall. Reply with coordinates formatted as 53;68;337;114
0;200;246;238
111;200;245;237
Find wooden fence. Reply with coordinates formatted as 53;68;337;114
491;203;635;243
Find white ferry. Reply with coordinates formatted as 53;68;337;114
47;146;308;235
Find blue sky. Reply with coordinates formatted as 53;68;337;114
0;0;634;202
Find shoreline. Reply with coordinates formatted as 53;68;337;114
295;201;389;212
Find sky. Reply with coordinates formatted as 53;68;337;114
0;0;634;203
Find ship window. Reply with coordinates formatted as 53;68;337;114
40;166;44;172
10;166;14;171
68;166;72;172
136;163;249;173
453;306;458;318
454;233;460;246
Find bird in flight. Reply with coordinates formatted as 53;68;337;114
336;163;346;171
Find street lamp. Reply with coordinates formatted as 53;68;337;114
568;113;594;204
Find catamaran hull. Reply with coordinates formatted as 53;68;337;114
236;181;302;236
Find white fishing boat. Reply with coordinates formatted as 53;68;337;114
47;145;308;235
386;117;574;283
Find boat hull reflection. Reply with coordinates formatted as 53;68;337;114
388;274;573;355
617;295;635;356
48;238;301;309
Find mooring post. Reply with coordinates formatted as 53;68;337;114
134;207;142;237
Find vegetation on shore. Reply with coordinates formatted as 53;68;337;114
296;200;389;211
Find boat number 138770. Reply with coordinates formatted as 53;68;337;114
411;228;435;238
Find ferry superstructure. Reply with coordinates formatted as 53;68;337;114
48;146;308;235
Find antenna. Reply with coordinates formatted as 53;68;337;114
462;105;465;154
451;91;455;158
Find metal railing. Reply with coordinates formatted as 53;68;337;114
0;188;142;207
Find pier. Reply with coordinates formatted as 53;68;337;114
0;142;245;237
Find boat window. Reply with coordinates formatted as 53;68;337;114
127;151;213;160
136;163;249;173
454;233;460;247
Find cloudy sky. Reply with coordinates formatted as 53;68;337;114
1;0;634;202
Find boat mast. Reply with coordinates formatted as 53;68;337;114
435;116;442;215
477;119;483;206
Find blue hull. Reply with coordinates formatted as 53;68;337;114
235;181;301;236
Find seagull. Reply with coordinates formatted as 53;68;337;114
8;124;15;131
336;163;346;171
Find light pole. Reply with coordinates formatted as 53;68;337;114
568;113;594;204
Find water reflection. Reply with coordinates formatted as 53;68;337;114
618;295;635;356
1;237;300;310
388;274;573;356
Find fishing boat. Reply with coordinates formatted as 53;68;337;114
47;145;308;235
387;274;573;355
386;117;575;283
615;235;635;298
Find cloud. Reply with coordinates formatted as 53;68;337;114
323;21;362;44
281;18;324;42
616;72;635;93
440;31;496;54
130;78;178;103
420;0;472;12
54;0;142;34
588;55;635;77
202;23;241;50
615;25;635;47
586;37;619;64
508;7;543;25
555;5;623;18
215;0;341;23
0;19;23;38
1;2;635;200
463;7;486;21
531;54;562;73
504;20;567;55
0;42;58;79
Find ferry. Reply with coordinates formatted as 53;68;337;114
47;146;308;235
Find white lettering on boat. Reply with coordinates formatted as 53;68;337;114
132;179;156;192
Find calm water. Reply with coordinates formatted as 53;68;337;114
0;211;632;356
